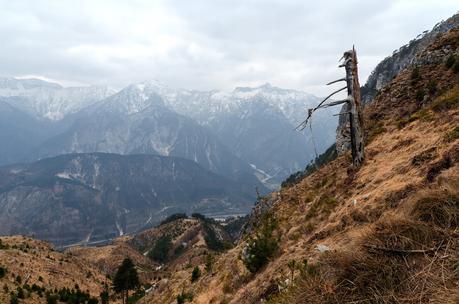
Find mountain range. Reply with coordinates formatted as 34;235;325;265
0;78;338;188
0;78;339;245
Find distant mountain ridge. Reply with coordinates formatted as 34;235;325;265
0;78;336;188
0;152;256;246
115;81;339;186
35;88;265;191
0;77;115;120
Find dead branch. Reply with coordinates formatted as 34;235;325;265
363;244;439;254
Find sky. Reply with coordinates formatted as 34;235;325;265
0;0;458;96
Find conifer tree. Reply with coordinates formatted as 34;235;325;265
113;258;139;304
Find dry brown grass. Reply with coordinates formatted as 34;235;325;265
0;236;111;304
410;187;459;229
365;216;445;252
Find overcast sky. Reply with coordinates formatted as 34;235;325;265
1;0;457;95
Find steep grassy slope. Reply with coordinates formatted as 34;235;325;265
67;216;236;302
140;26;459;304
0;216;236;304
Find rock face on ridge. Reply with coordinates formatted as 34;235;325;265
336;12;459;153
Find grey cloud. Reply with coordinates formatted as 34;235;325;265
0;0;457;94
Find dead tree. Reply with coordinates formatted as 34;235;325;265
296;47;365;167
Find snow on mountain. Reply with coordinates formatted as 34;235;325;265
123;81;338;187
124;80;325;127
0;77;116;120
0;76;337;188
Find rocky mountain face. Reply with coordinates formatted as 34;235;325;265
116;82;339;187
0;77;115;121
0;99;54;165
0;153;256;246
35;86;265;191
0;78;333;189
336;12;459;153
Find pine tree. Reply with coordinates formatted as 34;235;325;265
100;290;109;304
113;258;139;304
191;266;201;282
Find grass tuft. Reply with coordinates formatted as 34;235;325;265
431;85;459;112
410;189;459;229
444;126;459;142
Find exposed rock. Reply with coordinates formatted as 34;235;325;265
336;12;459;154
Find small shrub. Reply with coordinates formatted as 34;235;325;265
305;195;338;221
411;189;459;229
415;89;426;102
431;86;459;112
88;298;99;304
453;61;459;74
412;109;434;122
46;293;58;304
15;275;21;284
100;290;109;304
366;123;386;143
0;239;9;250
127;289;145;304
426;155;453;182
397;108;433;129
191;213;207;220
16;287;25;299
191;266;201;282
0;266;6;278
444;126;459;142
427;80;437;95
173;243;185;257
445;54;456;69
298;259;318;277
10;294;18;304
160;213;188;225
411;147;437;166
242;214;279;273
203;223;230;251
411;66;421;83
204;254;214;273
148;235;172;263
176;292;193;304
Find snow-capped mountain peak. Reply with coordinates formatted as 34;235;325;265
0;77;116;121
102;82;167;115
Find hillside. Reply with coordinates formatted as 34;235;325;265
0;153;256;246
137;24;459;304
336;12;459;154
67;215;238;301
0;236;110;304
0;215;240;304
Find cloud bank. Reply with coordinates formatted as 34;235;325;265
0;0;457;95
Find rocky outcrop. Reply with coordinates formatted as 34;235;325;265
336;12;459;153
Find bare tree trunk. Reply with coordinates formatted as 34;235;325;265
343;47;365;167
